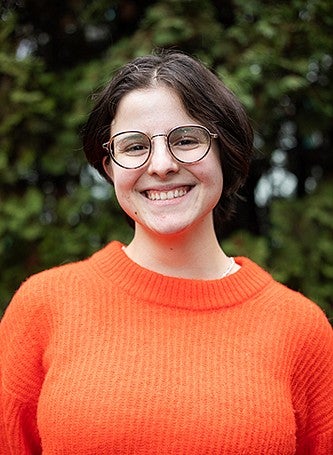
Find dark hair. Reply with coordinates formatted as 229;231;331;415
82;50;254;237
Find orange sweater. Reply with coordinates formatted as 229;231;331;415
1;241;332;454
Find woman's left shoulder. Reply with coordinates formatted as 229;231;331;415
283;281;330;325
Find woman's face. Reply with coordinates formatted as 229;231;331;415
103;84;223;238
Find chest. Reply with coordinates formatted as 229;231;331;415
38;305;297;454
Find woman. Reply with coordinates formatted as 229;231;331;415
1;51;332;454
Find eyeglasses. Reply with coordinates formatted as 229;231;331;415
102;125;218;169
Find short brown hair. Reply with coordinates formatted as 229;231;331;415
82;50;253;236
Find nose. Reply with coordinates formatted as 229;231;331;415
147;135;180;177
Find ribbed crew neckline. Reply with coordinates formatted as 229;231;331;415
89;241;272;311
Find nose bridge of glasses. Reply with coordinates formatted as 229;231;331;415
147;133;180;172
150;133;168;147
150;133;168;142
149;133;170;154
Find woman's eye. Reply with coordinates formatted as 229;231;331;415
172;137;199;148
122;143;149;155
127;144;145;151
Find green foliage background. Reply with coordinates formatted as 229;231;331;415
1;0;333;319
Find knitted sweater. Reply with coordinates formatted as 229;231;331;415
1;241;332;455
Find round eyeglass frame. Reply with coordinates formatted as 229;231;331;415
102;124;218;169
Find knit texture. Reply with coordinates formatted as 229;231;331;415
1;241;332;454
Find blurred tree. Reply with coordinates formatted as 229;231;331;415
0;0;332;318
1;0;159;68
224;179;333;317
0;7;133;307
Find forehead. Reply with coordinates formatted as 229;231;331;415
111;84;197;134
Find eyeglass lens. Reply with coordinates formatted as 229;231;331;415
111;126;211;168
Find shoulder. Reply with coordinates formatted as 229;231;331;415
12;259;87;301
241;257;332;339
2;251;98;325
269;278;331;329
243;256;330;322
259;276;333;360
249;270;333;386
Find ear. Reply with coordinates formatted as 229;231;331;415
102;155;114;182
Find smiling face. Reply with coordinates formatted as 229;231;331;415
103;84;223;239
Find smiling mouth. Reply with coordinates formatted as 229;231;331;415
144;186;192;201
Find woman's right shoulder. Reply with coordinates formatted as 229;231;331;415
3;257;92;321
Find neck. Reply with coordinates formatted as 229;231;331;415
124;218;232;280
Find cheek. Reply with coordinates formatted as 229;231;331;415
204;159;224;204
112;171;140;207
113;180;130;205
112;167;131;192
212;154;224;189
202;155;223;187
113;184;134;219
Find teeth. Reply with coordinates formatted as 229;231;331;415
146;187;189;201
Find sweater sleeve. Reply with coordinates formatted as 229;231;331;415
291;301;333;454
0;277;49;455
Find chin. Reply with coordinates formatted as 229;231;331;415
142;217;203;238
